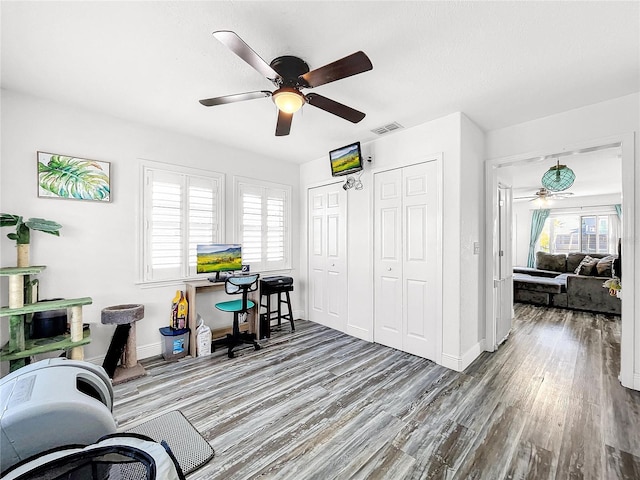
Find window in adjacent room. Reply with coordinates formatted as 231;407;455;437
140;161;224;282
235;177;291;272
538;207;619;255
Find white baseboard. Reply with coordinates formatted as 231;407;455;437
440;340;485;372
293;310;305;320
85;342;163;366
440;353;462;371
346;323;372;342
462;340;485;369
138;342;163;360
633;373;640;391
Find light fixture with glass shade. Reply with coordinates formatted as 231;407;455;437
272;87;305;114
541;158;575;192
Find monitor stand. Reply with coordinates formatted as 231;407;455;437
207;272;227;283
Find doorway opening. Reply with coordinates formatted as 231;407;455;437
485;134;635;388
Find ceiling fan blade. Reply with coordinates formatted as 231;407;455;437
300;51;373;88
275;110;293;136
199;91;271;107
306;93;366;123
212;30;281;81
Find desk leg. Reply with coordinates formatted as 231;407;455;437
185;283;197;357
252;287;260;340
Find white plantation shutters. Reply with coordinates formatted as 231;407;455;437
142;164;223;282
236;178;290;272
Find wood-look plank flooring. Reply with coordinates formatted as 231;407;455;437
113;305;640;479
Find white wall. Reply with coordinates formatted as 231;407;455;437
460;114;485;359
512;193;623;267
299;112;486;370
0;89;301;365
486;92;639;389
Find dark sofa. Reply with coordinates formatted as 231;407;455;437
513;251;620;315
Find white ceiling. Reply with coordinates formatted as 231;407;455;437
1;1;638;167
501;145;623;201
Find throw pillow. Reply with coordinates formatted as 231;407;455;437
536;252;566;272
596;255;616;277
574;255;599;275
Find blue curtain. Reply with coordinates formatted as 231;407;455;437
527;209;550;267
615;203;622;219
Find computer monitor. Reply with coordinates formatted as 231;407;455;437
196;243;242;282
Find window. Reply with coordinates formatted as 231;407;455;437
141;161;224;282
235;177;290;272
539;208;619;255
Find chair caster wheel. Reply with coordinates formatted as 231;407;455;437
228;351;235;358
254;344;261;351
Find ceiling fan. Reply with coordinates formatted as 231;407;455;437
515;187;574;202
199;31;373;136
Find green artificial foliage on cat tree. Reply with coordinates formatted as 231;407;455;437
1;214;62;267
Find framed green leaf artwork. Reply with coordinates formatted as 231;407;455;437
37;152;111;202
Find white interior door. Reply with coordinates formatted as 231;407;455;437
495;184;513;345
374;168;403;349
308;183;347;331
374;161;439;360
402;163;437;359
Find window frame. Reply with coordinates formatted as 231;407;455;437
234;176;292;273
139;159;225;284
537;205;619;256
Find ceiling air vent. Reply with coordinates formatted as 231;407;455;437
371;122;404;135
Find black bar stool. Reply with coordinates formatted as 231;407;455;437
259;276;294;339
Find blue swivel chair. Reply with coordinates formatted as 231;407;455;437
215;273;261;358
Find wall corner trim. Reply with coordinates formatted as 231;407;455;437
440;340;485;372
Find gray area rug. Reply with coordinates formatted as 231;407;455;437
125;410;214;475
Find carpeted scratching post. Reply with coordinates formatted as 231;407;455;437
102;304;146;384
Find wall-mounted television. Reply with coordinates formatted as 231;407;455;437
197;243;242;282
329;142;363;177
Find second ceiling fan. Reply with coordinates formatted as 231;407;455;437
199;31;373;136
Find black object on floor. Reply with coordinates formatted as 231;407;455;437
102;324;131;378
125;410;215;476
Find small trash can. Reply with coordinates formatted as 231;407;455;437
158;327;190;361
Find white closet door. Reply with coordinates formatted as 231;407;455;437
308;183;347;331
402;162;437;359
374;161;438;360
374;168;403;349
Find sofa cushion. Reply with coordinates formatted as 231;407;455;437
513;273;563;294
567;253;586;273
596;255;616;277
574;255;599;275
536;252;567;272
513;266;562;278
567;252;609;273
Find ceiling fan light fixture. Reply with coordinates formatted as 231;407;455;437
272;88;305;113
541;159;575;192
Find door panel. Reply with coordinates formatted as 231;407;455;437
377;275;403;348
406;205;426;261
374;168;403;349
495;185;513;345
402;162;437;359
308;184;347;331
311;268;324;313
374;161;438;360
405;279;427;337
381;208;400;260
